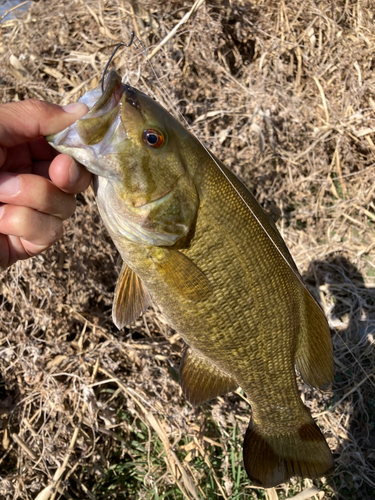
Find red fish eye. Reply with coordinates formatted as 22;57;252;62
143;129;164;148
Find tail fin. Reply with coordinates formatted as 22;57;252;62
243;418;334;488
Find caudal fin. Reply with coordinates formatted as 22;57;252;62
243;418;334;488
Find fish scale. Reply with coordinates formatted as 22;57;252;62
111;155;326;459
47;70;335;488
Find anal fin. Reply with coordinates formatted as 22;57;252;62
180;347;238;405
112;262;151;329
295;287;334;390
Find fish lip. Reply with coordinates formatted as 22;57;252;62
123;85;141;110
82;71;139;118
89;70;123;115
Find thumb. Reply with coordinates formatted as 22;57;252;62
0;99;88;148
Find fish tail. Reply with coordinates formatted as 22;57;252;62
243;416;334;488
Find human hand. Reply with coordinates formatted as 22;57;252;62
0;99;91;268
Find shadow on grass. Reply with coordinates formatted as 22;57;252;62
303;255;375;499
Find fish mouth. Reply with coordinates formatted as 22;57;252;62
46;71;136;176
76;70;143;126
81;70;136;117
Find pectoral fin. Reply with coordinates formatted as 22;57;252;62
180;347;238;405
112;262;151;329
151;248;213;302
295;288;334;390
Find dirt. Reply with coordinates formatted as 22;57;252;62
0;1;374;498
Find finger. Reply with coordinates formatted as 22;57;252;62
29;136;56;161
0;233;12;268
0;234;28;268
1;142;33;172
0;99;88;148
49;154;92;194
1;144;53;174
0;205;63;249
1;137;57;173
0;232;60;269
0;173;76;220
31;160;51;179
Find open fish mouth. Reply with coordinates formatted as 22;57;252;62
78;70;126;117
46;71;132;178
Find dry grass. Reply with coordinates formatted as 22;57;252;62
0;0;375;498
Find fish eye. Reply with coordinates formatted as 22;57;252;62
143;129;164;148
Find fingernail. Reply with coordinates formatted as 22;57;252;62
68;160;80;184
62;102;88;116
0;205;5;219
0;174;20;197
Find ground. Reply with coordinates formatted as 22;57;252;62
0;1;375;499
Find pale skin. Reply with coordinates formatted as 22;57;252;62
0;99;91;268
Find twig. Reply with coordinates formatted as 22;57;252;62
313;76;330;123
0;0;31;22
98;366;200;500
265;488;278;500
193;437;229;500
48;358;100;500
315;368;375;416
342;213;366;228
289;487;324;500
60;74;100;106
146;0;206;60
11;433;37;460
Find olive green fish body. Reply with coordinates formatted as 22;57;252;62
110;156;318;422
47;71;334;487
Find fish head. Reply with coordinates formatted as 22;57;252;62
47;71;200;246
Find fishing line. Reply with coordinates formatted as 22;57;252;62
101;37;375;391
101;31;143;93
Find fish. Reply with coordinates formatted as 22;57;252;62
47;70;335;488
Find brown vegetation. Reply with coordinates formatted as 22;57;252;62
0;0;375;498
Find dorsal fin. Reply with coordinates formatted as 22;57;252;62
180;347;238;405
295;287;334;390
211;158;298;272
214;161;333;390
112;262;151;329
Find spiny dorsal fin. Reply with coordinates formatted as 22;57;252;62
243;416;334;488
295;287;334;390
112;262;151;329
180;347;238;405
151;248;213;302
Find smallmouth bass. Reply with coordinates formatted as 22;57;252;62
48;71;334;488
